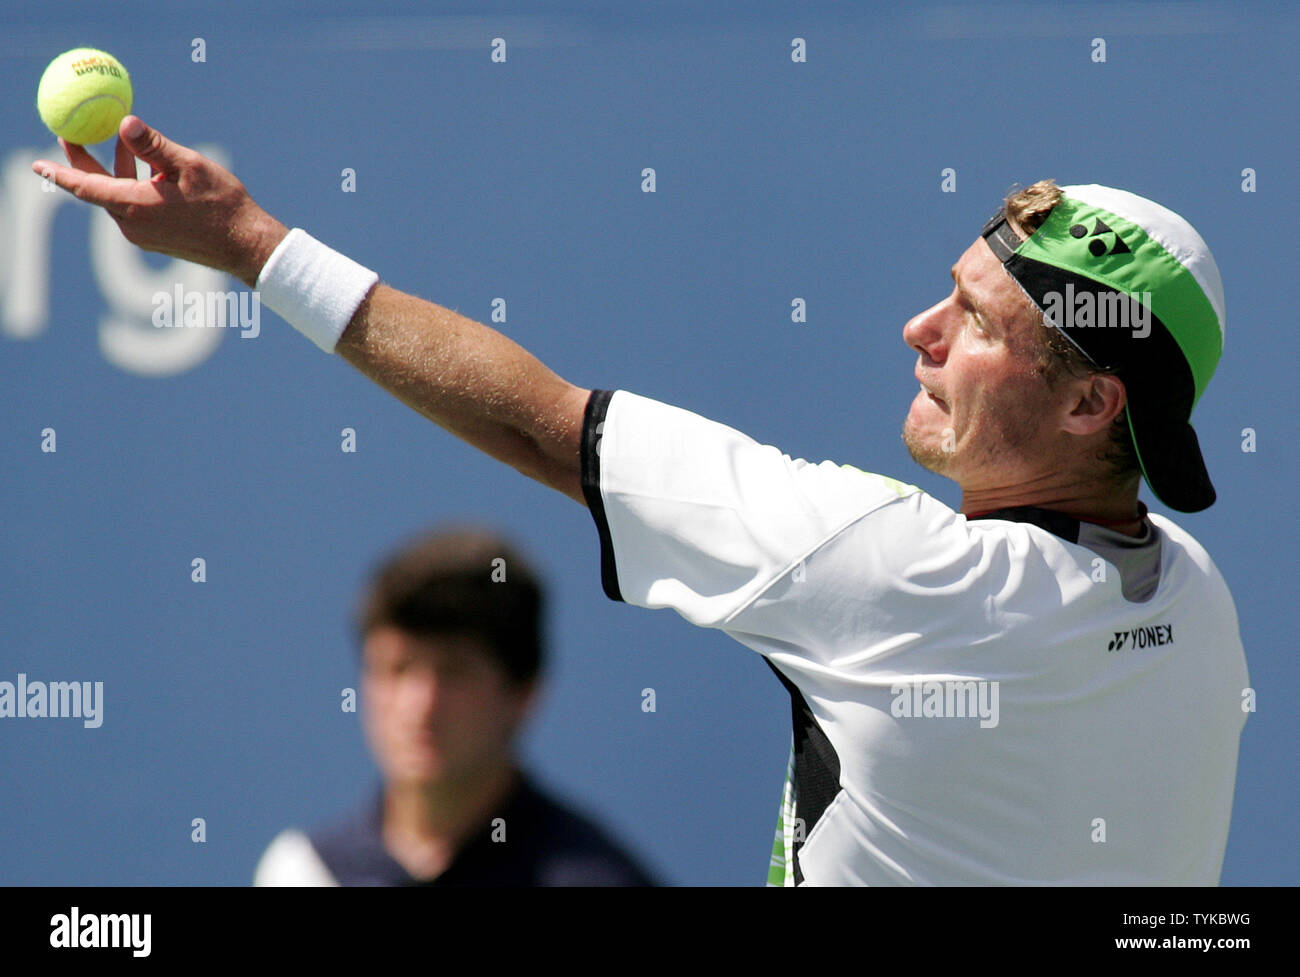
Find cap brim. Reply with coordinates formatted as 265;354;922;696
1126;392;1216;513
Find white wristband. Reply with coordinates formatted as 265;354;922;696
255;228;379;353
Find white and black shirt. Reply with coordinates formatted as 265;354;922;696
581;390;1249;886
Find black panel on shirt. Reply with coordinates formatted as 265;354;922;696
765;660;842;887
580;389;623;603
309;772;654;886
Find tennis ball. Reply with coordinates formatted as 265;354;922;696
37;48;133;145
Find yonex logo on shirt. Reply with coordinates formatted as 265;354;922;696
1107;624;1174;652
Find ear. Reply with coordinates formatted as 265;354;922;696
1060;373;1126;437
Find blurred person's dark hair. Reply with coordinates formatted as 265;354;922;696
356;526;545;686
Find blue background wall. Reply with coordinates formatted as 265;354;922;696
2;0;1295;884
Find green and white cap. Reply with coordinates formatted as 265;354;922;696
981;184;1225;512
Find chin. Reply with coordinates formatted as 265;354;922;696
396;764;440;781
902;420;953;476
393;750;446;782
391;770;450;794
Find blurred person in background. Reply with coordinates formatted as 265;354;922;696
254;526;654;886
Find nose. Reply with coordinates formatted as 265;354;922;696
902;296;953;366
399;668;442;718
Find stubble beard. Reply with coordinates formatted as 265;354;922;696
901;415;956;477
902;394;1050;490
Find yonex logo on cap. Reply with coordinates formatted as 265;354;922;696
1069;218;1131;257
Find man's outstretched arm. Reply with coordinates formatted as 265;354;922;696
32;116;592;504
335;284;591;503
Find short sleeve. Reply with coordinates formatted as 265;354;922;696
252;829;338;886
580;389;923;629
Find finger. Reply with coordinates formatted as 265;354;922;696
30;158;62;190
58;138;112;178
114;132;137;180
29;160;146;212
117;116;192;178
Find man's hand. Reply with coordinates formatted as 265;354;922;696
31;115;288;288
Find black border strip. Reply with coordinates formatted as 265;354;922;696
580;389;623;603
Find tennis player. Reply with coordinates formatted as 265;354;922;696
35;117;1249;885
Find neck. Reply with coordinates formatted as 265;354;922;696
382;761;518;879
960;476;1146;537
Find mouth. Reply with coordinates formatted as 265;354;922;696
918;382;948;412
